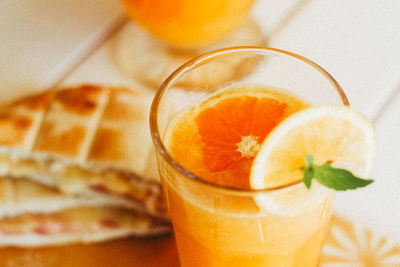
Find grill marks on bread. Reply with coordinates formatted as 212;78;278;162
34;85;109;160
0;92;52;150
0;85;167;219
0;85;154;171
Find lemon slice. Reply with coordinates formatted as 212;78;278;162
250;106;375;214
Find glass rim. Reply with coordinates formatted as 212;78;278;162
150;46;349;193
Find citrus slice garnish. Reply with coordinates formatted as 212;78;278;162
250;105;376;190
166;86;308;189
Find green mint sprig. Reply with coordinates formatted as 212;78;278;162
302;155;374;191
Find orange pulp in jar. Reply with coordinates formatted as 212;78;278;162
161;85;334;266
121;0;255;49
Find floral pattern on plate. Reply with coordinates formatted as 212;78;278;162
320;216;400;267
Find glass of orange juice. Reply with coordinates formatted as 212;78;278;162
120;0;256;49
150;47;349;266
115;0;264;88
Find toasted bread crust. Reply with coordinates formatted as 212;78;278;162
0;85;167;220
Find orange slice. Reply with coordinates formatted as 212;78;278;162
166;86;308;189
250;106;376;190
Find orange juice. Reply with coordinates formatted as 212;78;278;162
121;0;254;48
165;184;332;266
150;47;349;267
159;85;334;266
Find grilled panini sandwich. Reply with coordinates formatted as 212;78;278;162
0;84;167;220
0;177;171;247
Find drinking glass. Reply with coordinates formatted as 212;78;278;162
115;0;264;88
150;46;349;267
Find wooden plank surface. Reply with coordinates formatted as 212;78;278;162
0;0;124;102
1;0;400;266
269;0;400;119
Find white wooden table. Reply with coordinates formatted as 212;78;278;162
1;0;399;265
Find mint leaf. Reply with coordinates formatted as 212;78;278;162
302;155;374;191
303;155;314;189
313;165;374;190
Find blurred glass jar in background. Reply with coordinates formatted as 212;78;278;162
120;0;255;49
115;0;264;89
